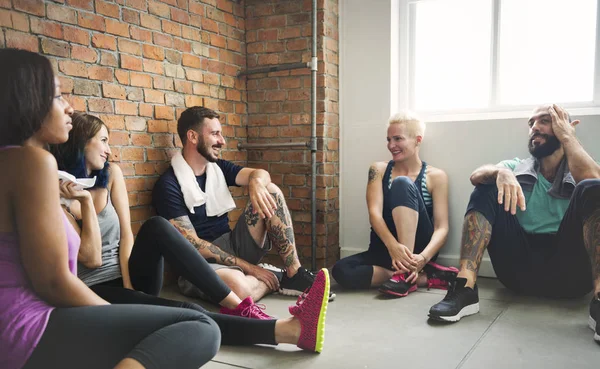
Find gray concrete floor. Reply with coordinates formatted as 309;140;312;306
160;277;600;369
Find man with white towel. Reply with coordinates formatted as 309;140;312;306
153;106;322;303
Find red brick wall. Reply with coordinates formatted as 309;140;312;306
1;0;248;233
244;0;339;268
1;0;339;267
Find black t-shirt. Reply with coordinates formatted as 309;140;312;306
152;159;243;242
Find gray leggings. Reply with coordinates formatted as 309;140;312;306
22;304;220;369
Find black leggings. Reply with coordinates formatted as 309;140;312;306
129;216;231;302
466;179;600;298
91;282;277;346
23;304;220;369
332;176;435;289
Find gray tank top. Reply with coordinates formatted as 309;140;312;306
78;190;122;286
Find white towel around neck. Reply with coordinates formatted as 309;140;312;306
171;153;236;216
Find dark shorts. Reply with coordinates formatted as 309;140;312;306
178;218;271;300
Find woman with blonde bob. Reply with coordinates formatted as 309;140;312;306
333;111;457;296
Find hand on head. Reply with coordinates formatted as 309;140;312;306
547;104;579;143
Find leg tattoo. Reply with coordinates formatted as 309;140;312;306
272;194;290;227
266;191;299;269
459;211;492;274
583;209;600;287
245;203;261;227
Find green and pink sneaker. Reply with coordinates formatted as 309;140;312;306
289;268;330;353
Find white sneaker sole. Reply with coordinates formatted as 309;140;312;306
279;288;302;297
430;303;480;322
589;316;599;342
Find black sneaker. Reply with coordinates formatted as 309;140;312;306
258;263;284;283
379;273;417;297
589;294;600;343
264;265;335;301
280;267;315;296
428;277;479;322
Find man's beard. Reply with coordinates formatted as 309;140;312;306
528;134;561;158
196;137;220;162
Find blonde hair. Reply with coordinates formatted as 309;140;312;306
388;111;425;138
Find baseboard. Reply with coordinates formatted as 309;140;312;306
340;248;497;278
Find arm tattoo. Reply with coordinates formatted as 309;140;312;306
170;216;237;266
459;211;492;273
207;243;237;266
583;209;600;282
368;166;378;184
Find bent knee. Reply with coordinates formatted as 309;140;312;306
390;176;416;191
574;178;600;196
188;315;221;360
266;182;284;197
139;216;170;232
216;269;252;298
332;261;360;289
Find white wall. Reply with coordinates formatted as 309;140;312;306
339;0;600;276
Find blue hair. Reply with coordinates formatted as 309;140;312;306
49;112;111;189
65;153;109;189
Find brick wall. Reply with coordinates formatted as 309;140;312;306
244;0;339;268
1;0;248;233
1;0;339;268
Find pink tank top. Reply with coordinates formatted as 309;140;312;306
0;208;80;368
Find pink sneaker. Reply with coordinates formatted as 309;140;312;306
289;268;330;353
219;296;274;320
379;273;417;297
424;262;459;290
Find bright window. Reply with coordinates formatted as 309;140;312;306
403;0;599;116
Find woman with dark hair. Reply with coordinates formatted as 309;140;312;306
0;48;220;369
49;112;331;353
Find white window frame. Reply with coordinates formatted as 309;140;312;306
396;0;600;122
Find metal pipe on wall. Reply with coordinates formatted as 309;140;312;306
238;141;310;149
238;0;320;271
238;62;309;76
310;0;318;271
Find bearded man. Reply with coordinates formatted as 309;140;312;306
153;106;329;303
428;105;600;344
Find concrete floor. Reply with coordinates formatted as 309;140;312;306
160;276;600;369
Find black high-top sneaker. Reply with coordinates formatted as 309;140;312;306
428;277;479;322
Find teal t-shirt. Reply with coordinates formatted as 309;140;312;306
498;158;570;234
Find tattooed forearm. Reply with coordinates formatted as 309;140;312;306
171;216;202;249
368;166;378;184
583;209;600;283
208;244;237;266
459;211;492;274
170;216;237;266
